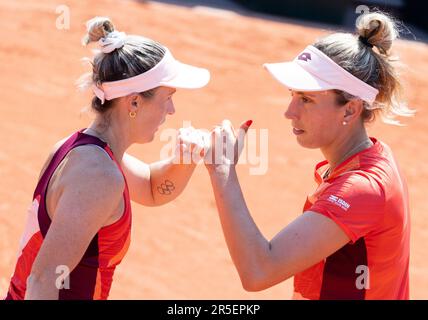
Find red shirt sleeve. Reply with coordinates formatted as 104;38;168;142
308;172;386;243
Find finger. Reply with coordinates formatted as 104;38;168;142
239;120;253;133
206;127;221;165
199;131;211;157
236;120;252;146
221;120;238;141
233;120;253;164
221;119;235;132
221;119;233;128
237;119;252;139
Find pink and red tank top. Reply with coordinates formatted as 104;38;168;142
5;130;132;300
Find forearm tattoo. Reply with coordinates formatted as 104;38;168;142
157;180;175;195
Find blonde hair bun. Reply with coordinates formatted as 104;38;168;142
82;17;115;45
356;12;398;55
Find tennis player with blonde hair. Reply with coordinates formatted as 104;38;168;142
206;11;413;299
5;17;210;300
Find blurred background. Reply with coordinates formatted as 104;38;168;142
234;0;426;34
153;0;427;40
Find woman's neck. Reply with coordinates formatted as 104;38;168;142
84;120;131;161
322;130;373;175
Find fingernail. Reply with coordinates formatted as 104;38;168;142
245;120;253;127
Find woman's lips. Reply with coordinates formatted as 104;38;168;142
293;127;305;135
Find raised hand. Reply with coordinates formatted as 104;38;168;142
204;119;252;170
174;126;211;164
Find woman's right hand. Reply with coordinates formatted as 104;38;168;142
174;126;211;165
204;119;252;173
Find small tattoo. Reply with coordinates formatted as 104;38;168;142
157;180;175;195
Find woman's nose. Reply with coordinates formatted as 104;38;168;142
284;100;299;120
168;101;176;115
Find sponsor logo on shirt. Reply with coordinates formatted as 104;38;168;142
327;195;350;211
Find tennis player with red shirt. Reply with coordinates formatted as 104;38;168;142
206;11;413;299
5;17;210;300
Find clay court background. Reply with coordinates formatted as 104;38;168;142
0;0;427;299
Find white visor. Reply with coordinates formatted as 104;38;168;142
93;48;210;104
263;45;378;105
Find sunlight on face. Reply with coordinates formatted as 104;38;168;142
285;90;344;149
136;86;176;143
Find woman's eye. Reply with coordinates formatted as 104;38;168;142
301;96;310;103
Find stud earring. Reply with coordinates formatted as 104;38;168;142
342;121;347;125
129;111;137;118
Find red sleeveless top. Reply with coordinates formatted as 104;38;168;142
6;130;132;300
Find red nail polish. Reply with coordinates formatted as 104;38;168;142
245;120;253;127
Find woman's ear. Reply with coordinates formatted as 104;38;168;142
126;94;142;113
343;99;364;124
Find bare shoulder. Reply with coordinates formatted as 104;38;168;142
44;144;125;224
38;134;74;180
62;145;125;194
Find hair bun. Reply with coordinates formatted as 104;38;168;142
356;12;398;55
82;17;115;46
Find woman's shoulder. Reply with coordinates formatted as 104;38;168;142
40;134;124;197
329;170;386;205
62;144;125;190
37;133;76;181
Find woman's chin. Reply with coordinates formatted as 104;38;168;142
295;135;319;149
135;133;155;144
145;135;156;144
147;131;157;143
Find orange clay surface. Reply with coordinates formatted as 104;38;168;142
0;0;427;299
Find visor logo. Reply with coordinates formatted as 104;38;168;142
298;52;311;62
